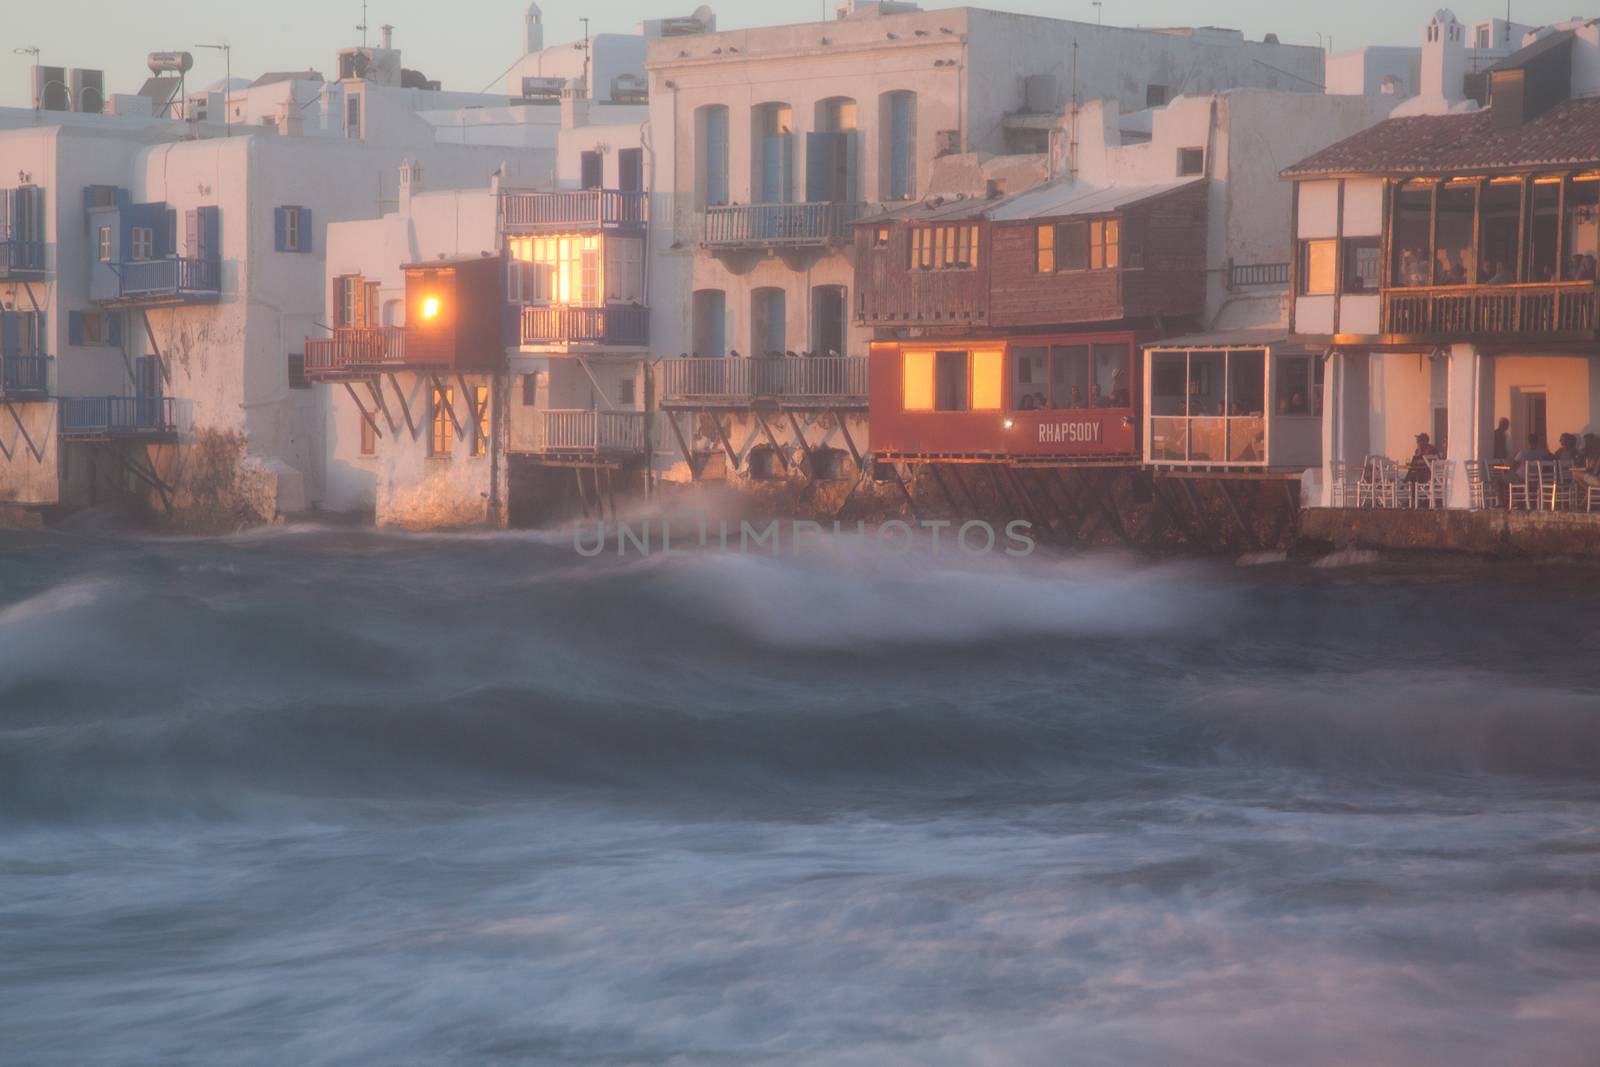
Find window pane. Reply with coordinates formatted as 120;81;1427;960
1342;237;1381;292
1190;350;1225;416
1012;346;1048;410
1434;183;1475;285
1104;219;1119;269
1036;225;1054;273
1529;180;1560;282
1092;342;1129;407
1149;351;1187;416
1392;183;1432;287
902;350;934;410
1060;222;1088;271
971;349;1003;411
1227;350;1266;417
1563;177;1598;279
1302;239;1337;295
1049;345;1089;409
1275;356;1312;416
1478;180;1522;283
935;350;968;411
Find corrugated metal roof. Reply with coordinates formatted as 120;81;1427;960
859;176;1204;226
987;177;1204;221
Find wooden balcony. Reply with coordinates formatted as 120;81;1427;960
0;354;50;397
519;304;648;348
58;395;177;438
702;202;865;250
99;257;221;306
521;410;648;455
658;356;868;408
1381;283;1600;340
303;327;407;381
0;239;45;278
501;190;647;231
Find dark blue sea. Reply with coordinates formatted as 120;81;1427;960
2;516;1598;1065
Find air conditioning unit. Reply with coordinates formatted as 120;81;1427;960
70;68;105;113
32;65;69;111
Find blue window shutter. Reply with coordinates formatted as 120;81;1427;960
0;190;12;242
1;312;18;357
68;311;83;346
185;209;199;259
805;133;833;203
107;312;122;346
274;207;288;252
843;131;859;203
705;109;728;207
197;206;220;260
298;209;312;253
161;207;177;258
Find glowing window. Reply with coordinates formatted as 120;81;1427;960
902;349;934;411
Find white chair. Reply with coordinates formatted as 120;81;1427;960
1464;461;1499;511
1507;463;1538;511
1541;460;1573;511
1328;460;1354;507
1588;483;1600;513
1414;457;1449;510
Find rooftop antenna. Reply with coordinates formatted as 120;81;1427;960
1092;2;1102;25
1069;38;1080;179
12;46;40;109
357;0;370;47
195;42;232;135
579;17;591;89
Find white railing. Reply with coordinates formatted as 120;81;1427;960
534;410;647;452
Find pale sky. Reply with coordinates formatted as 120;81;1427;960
0;0;1584;107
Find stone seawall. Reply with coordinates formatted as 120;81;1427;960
1301;508;1600;560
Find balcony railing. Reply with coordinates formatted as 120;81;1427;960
658;356;869;407
702;202;865;249
59;395;177;436
1229;261;1289;289
0;239;45;277
114;257;221;301
0;354;50;396
303;327;407;378
502;190;648;230
1382;284;1600;337
529;409;648;453
520;304;648;347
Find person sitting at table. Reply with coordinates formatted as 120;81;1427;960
1018;392;1037;411
1555;433;1579;466
1407;432;1438;484
1573;434;1600;490
1511;433;1554;472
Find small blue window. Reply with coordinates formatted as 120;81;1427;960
274;206;313;253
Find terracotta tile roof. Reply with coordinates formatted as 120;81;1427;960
1281;96;1600;179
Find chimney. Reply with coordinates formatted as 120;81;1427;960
561;77;589;129
381;24;393;50
1421;9;1466;103
400;159;422;212
526;2;544;53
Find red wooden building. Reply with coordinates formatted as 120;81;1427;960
857;178;1208;462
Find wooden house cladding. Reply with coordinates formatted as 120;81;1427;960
854;216;991;328
987;182;1207;328
853;179;1208;333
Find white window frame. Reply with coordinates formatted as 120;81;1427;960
98;225;112;263
285;208;303;253
130;227;153;262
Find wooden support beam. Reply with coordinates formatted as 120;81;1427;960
947;462;985;516
454;373;484;447
385;373;418;439
364;376;399;435
751;408;791;471
784;409;816;471
1216;478;1259;550
141;310;171;386
831;465;867;519
21;279;42;315
832;409;864;472
576;355;615;411
1;399;44;463
429;374;465;440
341;380;383;440
705;409;739;471
1087;469;1132;544
1176;475;1220;548
663;412;701;481
928;462;961;514
888;461;919;523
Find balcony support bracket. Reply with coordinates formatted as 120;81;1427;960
114;443;173;516
784;410;815;475
1;398;44;463
704;410;739;472
752;409;790;472
832;410;864;472
341;380;383;441
576;356;615;411
1216;478;1260;550
455;373;487;451
364;376;400;436
383;373;418;440
21;280;42;315
428;374;466;442
663;412;701;481
140;311;172;387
